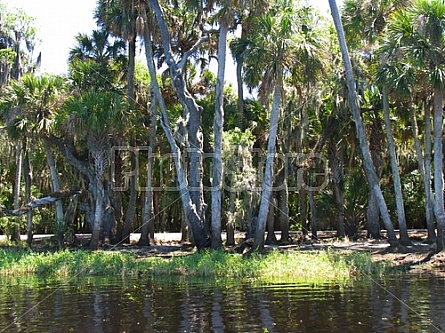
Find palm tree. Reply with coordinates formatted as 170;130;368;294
241;0;321;250
60;90;127;250
229;0;269;128
329;0;399;247
383;0;445;251
383;12;436;243
95;0;142;244
342;0;411;245
210;0;233;249
411;0;445;252
0;74;67;245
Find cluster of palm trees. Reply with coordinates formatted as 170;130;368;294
0;0;445;252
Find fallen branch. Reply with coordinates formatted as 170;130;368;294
2;188;82;216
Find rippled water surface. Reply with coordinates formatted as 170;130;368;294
0;274;444;332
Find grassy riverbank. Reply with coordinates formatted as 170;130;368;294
0;247;390;281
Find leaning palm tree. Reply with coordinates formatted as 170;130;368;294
329;0;399;246
342;0;411;245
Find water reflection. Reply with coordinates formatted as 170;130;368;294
0;275;444;332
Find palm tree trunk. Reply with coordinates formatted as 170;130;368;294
127;34;136;107
279;179;290;243
236;60;244;129
11;140;22;242
253;70;282;250
123;152;138;243
139;92;157;246
433;89;445;252
309;188;317;240
265;194;277;244
382;85;411;245
90;177;104;250
43;139;64;248
329;141;345;238
23;148;32;246
366;187;381;239
329;0;398;247
299;185;308;237
410;104;435;242
211;19;228;249
226;189;236;246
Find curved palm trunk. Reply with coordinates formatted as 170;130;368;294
253;70;282;251
433;89;445;252
43;139;64;248
329;0;398;246
382;85;411;245
211;20;229;249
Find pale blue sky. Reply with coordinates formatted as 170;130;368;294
2;0;340;75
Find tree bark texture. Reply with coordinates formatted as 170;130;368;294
329;0;398;246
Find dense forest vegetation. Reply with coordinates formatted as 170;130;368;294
0;0;444;252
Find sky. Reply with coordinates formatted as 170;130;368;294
2;0;337;76
2;0;97;75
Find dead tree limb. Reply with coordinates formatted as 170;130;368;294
2;188;82;216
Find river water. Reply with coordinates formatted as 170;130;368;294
0;274;443;332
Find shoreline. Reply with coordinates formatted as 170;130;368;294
0;229;443;278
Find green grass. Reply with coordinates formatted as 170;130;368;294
0;247;390;282
0;248;146;277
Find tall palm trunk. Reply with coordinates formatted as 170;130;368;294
433;89;445;252
11;140;22;241
279;180;290;243
253;70;282;250
43;139;64;248
123;151;138;243
329;140;345;238
123;33;138;244
23;147;32;246
139;92;157;246
226;189;236;246
211;19;229;249
236;59;244;129
410;104;435;242
265;194;277;244
329;0;398;246
382;85;410;245
90;176;105;250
